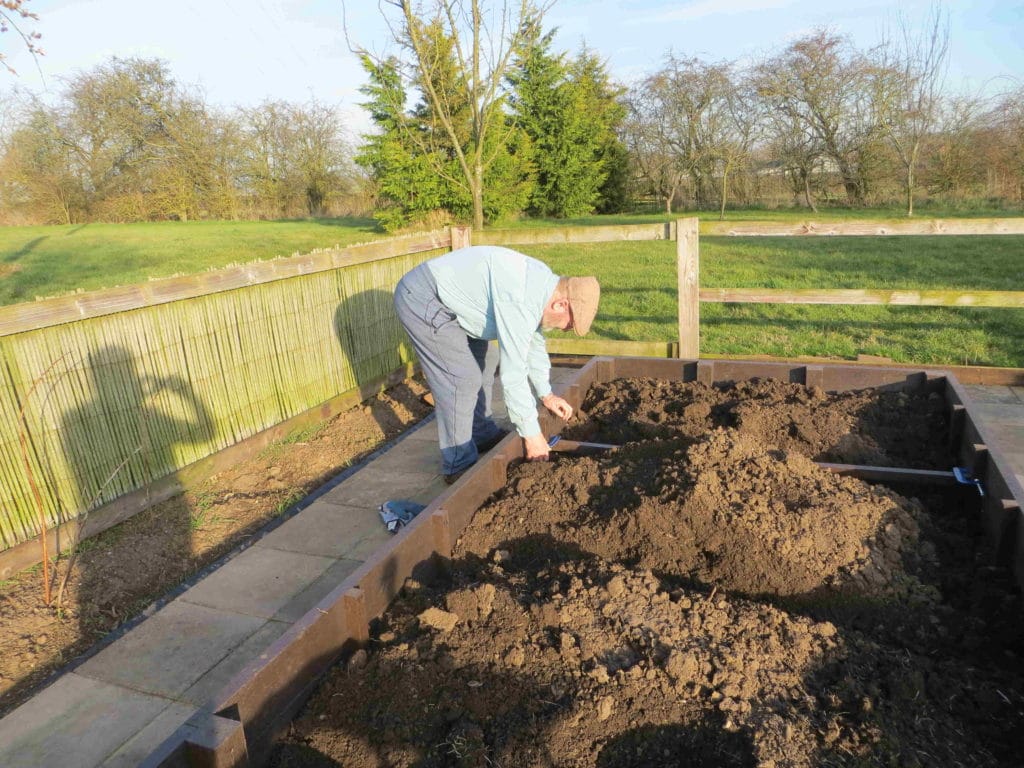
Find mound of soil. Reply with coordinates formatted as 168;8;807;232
275;378;1024;767
462;429;923;599
563;377;951;469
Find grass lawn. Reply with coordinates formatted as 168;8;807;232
528;233;1024;368
1;209;1022;367
0;217;382;306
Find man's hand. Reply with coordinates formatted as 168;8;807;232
523;432;550;461
541;394;573;420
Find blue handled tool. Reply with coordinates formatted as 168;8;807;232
548;436;985;496
952;467;985;497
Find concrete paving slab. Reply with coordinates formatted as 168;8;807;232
971;403;1024;427
77;601;266;698
1011;386;1024;404
338;519;393;560
403;476;450;507
963;385;1021;404
179;618;290;707
984;424;1024;455
0;673;173;768
1004;451;1024;484
99;702;195;768
179;547;336;620
258;499;386;559
370;434;446;475
273;558;363;623
404;421;439;441
323;465;439;508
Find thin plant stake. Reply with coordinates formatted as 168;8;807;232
15;351;74;606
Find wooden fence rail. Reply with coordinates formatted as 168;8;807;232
700;288;1024;308
701;217;1024;237
480;216;1024;363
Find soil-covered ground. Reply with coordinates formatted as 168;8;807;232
0;380;432;718
274;377;1024;768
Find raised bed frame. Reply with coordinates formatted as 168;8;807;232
143;357;1024;768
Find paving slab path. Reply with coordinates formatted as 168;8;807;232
0;369;1020;768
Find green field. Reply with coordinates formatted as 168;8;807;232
532;233;1024;368
0;217;381;306
1;211;1022;367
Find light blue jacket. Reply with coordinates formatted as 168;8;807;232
427;246;560;437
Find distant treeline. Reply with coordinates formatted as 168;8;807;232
0;58;365;225
1;20;1021;228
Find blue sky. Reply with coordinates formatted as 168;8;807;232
2;0;1021;135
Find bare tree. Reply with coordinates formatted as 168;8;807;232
874;6;950;215
713;75;757;219
147;99;240;221
238;100;353;217
59;58;188;216
621;86;686;214
351;0;552;229
292;101;356;216
926;92;984;199
1;103;80;223
757;93;823;212
2;58;247;223
625;54;742;212
991;85;1024;202
754;30;880;206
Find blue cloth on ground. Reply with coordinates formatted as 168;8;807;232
379;500;427;533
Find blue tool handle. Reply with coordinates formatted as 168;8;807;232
952;467;985;497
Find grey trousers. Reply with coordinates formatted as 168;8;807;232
394;264;503;475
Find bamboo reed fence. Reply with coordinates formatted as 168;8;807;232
2;217;1023;574
0;230;452;559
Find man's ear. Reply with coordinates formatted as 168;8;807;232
552;297;570;313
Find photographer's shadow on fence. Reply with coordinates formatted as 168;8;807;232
58;344;213;640
333;288;428;439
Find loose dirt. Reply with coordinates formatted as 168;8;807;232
0;380;432;718
275;377;1024;767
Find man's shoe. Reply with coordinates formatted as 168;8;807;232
475;429;509;453
444;468;468;485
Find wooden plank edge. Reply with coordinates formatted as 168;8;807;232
475;222;674;245
551;346;1024;387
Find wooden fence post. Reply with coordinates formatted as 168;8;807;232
676;217;700;359
451;225;473;250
